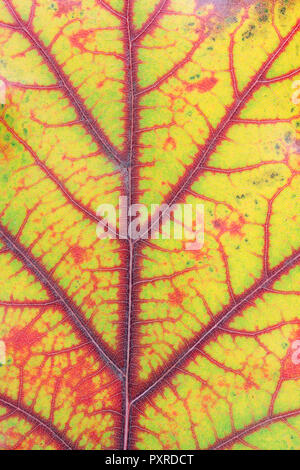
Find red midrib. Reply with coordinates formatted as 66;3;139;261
0;396;73;450
123;0;137;450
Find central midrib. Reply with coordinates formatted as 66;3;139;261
122;12;300;449
123;0;136;451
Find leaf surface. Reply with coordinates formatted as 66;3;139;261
0;0;299;450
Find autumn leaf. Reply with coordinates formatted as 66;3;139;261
0;0;299;451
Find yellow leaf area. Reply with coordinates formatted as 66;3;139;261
0;0;299;451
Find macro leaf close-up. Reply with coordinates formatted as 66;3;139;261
0;0;299;452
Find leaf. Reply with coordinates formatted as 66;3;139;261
0;0;299;450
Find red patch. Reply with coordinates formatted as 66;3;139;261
70;246;88;264
12;328;41;351
187;76;218;94
70;30;91;53
55;0;81;18
213;215;245;237
8;327;42;366
168;289;184;305
197;76;218;93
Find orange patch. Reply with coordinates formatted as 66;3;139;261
187;76;218;94
8;327;42;365
168;288;184;305
70;30;93;53
70;246;89;264
164;137;176;151
0;142;14;162
86;297;96;309
213;215;245;237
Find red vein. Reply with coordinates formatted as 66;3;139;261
0;80;59;90
0;120;119;239
131;250;300;405
0;396;74;450
210;409;300;450
219;320;300;337
97;0;126;19
133;0;169;42
228;15;245;100
4;0;124;166
259;66;300;84
0;21;20;30
0;300;59;307
136;31;206;96
233;117;299;124
0;119;109;225
0;224;124;379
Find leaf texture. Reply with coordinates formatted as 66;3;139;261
0;0;299;450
